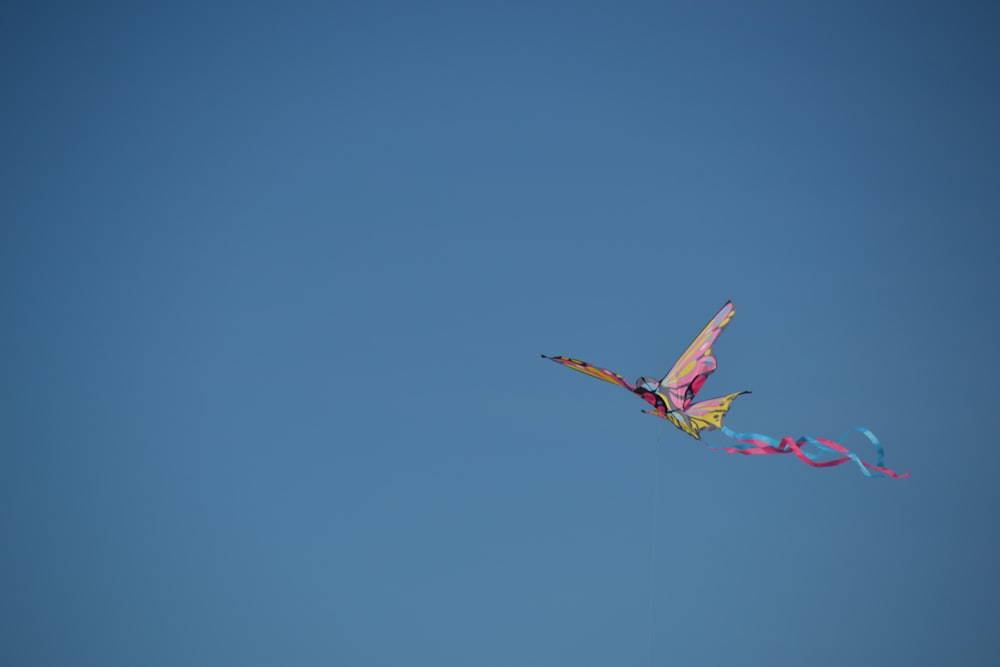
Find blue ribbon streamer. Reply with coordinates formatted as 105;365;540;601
718;425;896;479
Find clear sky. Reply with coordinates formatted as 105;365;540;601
2;1;998;665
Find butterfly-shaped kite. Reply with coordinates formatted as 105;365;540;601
543;301;909;479
543;301;748;439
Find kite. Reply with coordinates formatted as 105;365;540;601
542;301;908;479
542;301;748;440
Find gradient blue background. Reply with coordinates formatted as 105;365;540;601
3;1;998;665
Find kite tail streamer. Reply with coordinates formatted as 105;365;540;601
715;426;910;479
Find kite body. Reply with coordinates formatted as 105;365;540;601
542;301;748;439
542;301;908;478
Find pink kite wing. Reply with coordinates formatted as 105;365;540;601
660;301;736;411
541;355;636;391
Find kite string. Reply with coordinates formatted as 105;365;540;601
647;426;661;667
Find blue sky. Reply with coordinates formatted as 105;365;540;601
2;1;998;665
